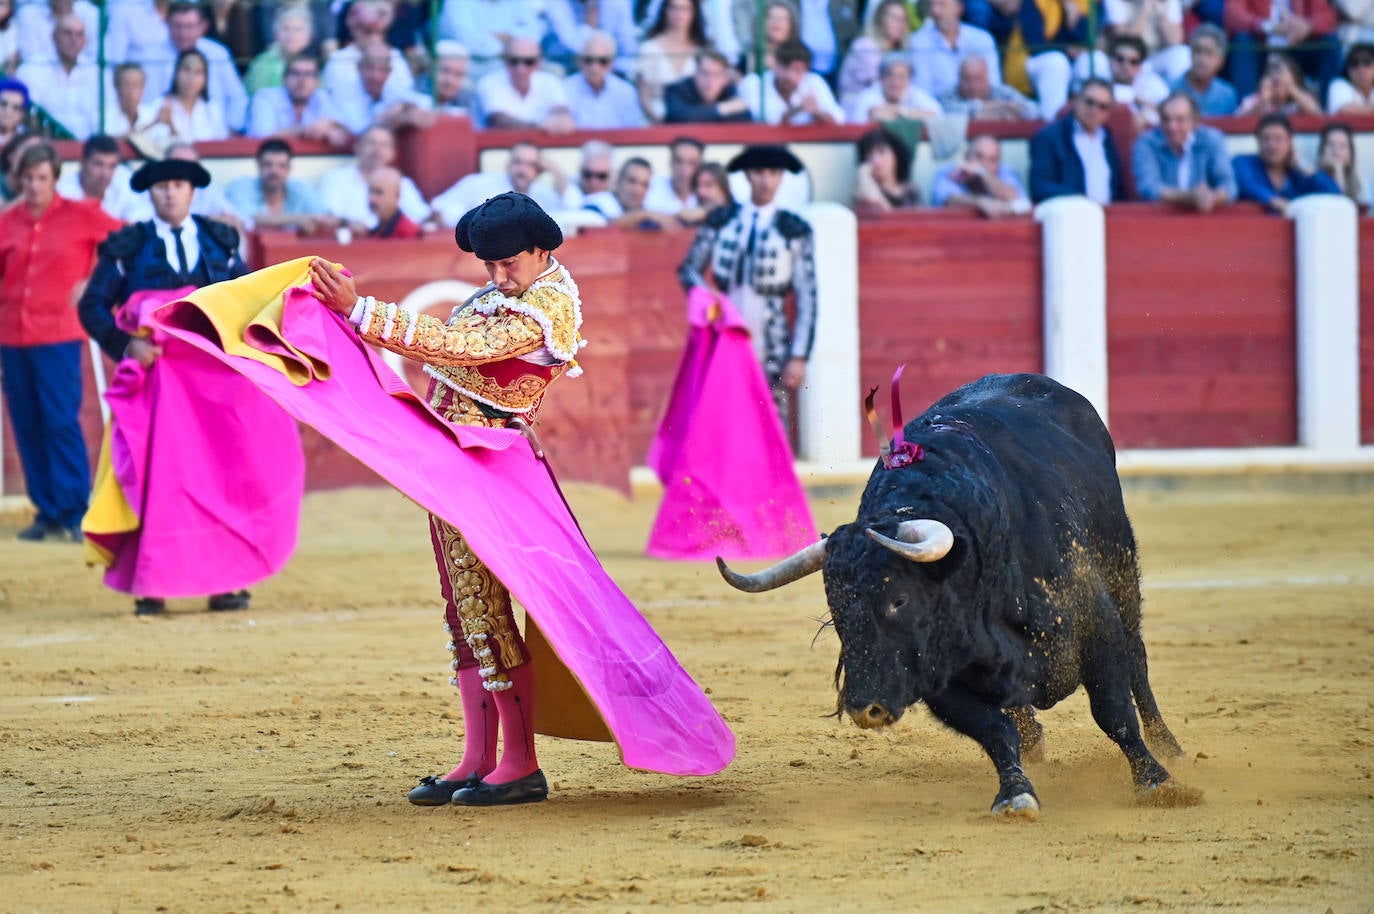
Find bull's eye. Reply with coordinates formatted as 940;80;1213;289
887;596;907;617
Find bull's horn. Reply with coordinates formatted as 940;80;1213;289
716;540;828;593
866;519;955;563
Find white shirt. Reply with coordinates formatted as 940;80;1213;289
152;212;201;275
103;0;170;67
908;22;1002;100
1327;77;1374;114
644;174;696;215
318;164;431;230
161;94;230;142
848;82;942;122
582;189;624;218
1072;120;1113;205
475;69;569;127
323;45;416;106
15;0;100;63
103;99;161;137
437;0;545;66
429;171;565;225
139;37;249;133
737;71;845;125
13;59;101;139
57;164;152;221
797;0;838;74
332;82;432;135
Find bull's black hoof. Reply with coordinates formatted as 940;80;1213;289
450;769;548;806
991;792;1041;818
408;773;483;806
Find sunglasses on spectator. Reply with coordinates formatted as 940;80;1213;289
581;169;610;180
506;56;540;67
581;56;613;66
1113;54;1143;66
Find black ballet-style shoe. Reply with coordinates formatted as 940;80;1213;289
450;769;548;807
407;773;484;806
134;598;166;616
207;590;251;612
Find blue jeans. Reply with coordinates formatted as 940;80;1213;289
0;342;91;528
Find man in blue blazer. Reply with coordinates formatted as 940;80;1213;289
1029;78;1128;205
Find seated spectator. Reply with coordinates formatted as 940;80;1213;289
334;42;431;134
102;0;170;76
424;40;475;116
837;0;915;116
1029;78;1128;204
14;14;99;140
476;37;575;132
1172;24;1239;116
561;139;614;209
664;47;751;123
103;64;159;138
323;0;415;104
646;136;703;214
160;141;245;230
1326;43;1374;115
1233;112;1340;214
1;132;44;203
850;53;941;123
1236;51;1322;114
1315;121;1368;206
364;166;423;238
1102;0;1191;83
317;124;432;229
852;127;920;215
0;0;17;75
930;134;1032;217
997;0;1082;120
1076;34;1171;129
436;0;546;79
56;133;150;221
140;1;249;134
1333;0;1374;48
938;55;1037;120
1223;0;1343;99
15;0;99;65
151;48;230;142
563;30;645;128
225;137;335;233
1132;91;1235;211
0;78;28;149
584;157;681;229
244;3;315;95
675;160;734;226
428;139;564;225
736;0;802;75
910;0;1002;101
636;0;707;123
543;0;640;76
738;40;844;125
248;52;351;146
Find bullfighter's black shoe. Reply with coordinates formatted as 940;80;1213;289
134;598;166;616
16;520;55;542
207;590;251;611
408;773;484;806
450;770;548;807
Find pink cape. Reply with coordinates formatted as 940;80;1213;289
83;288;304;597
646;288;817;561
150;260;734;777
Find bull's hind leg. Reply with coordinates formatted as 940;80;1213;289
926;688;1039;818
1127;633;1184;758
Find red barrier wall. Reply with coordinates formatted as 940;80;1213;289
1105;203;1298;448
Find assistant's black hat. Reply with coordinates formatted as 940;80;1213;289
130;158;212;192
725;144;804;174
454;192;563;261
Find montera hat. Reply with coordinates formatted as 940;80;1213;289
455;192;563;261
725;144;804;174
131;158;212;192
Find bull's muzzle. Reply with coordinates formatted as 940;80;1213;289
849;703;898;729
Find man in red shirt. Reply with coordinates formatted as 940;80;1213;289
0;142;121;541
365;166;423;239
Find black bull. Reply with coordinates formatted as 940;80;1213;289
718;373;1200;815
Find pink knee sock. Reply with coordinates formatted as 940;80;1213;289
445;667;497;782
486;664;539;784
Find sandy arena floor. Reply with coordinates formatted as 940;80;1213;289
1;479;1371;914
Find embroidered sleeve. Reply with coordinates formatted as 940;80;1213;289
351;295;546;366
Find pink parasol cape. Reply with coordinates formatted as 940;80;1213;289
149;259;734;778
83;287;304;597
645;287;817;561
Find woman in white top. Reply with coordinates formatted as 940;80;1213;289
154;48;229;143
1326;43;1374;115
836;0;914;117
636;0;707;122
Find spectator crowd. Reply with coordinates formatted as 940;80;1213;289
0;0;1370;229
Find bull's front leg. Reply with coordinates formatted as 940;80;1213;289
925;687;1040;817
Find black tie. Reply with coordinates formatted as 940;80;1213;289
734;212;757;287
171;225;189;278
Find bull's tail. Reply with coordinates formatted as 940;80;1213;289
1127;632;1184;758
